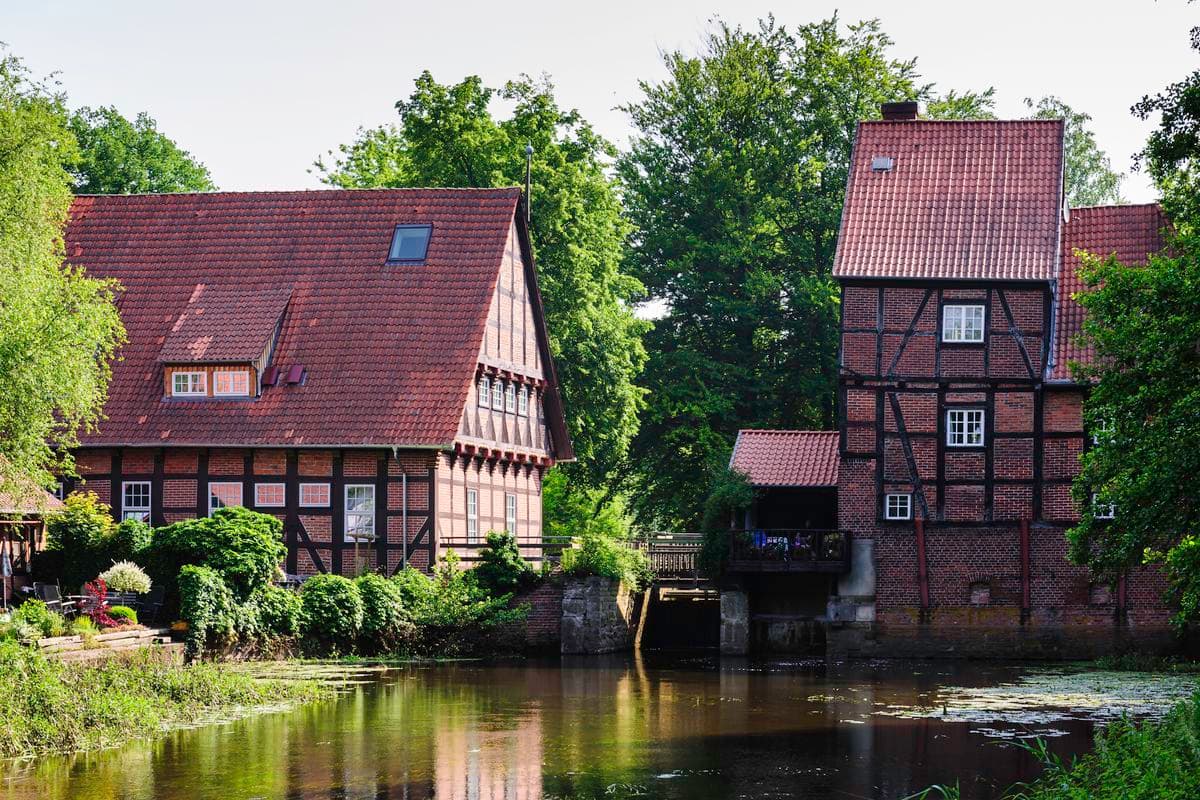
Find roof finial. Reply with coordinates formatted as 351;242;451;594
524;143;534;225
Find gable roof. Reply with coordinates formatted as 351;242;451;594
158;285;292;364
730;430;840;488
1049;203;1169;382
65;188;571;457
833;120;1065;282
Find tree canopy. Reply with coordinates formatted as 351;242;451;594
0;53;125;498
315;73;648;508
617;16;993;529
1025;95;1125;207
68;105;215;194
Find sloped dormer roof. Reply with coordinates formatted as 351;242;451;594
65;188;572;457
158;285;292;363
1049;203;1169;382
833;119;1065;282
730;430;840;488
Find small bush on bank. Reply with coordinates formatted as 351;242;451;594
98;560;152;594
355;572;412;653
561;534;653;590
107;605;138;625
300;574;363;654
9;600;67;639
474;531;538;596
178;565;237;661
250;584;302;641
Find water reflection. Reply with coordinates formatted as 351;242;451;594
1;655;1105;800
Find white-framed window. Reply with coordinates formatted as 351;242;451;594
942;304;986;343
208;482;242;515
518;386;529;416
884;492;912;521
213;369;250;397
1093;494;1116;520
466;488;478;543
478;375;490;407
505;493;517;536
172;371;206;397
505;382;517;413
492;378;504;410
345;484;375;541
299;482;330;507
1092;418;1112;446
254;483;285;507
122;481;151;522
946;408;985;447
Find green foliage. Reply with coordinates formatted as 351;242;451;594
354;572;412;653
10;600;67;639
299;574;363;654
0;640;324;758
178;565;237;661
925;87;996;120
67;105;215;194
107;605;137;625
98;560;152;594
1024;96;1124;207
111;518;153;562
249;584;302;641
560;534;653;590
44;492;118;590
542;468;634;542
698;467;755;577
148;506;286;603
619;16;985;528
315;71;648;509
1066;239;1200;626
0;51;125;496
474;531;537;596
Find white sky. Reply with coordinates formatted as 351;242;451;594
6;0;1197;203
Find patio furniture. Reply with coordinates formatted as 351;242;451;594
139;585;165;624
32;582;75;618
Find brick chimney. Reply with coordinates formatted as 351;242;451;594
880;101;919;121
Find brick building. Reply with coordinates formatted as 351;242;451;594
729;105;1175;656
61;188;572;576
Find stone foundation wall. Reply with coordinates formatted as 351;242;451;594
560;576;640;654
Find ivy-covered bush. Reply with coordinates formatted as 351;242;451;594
98;560;152;594
561;535;654;589
111;518;153;563
178;565;237;661
147;507;286;605
355;572;412;653
107;605;138;625
250;584;302;641
300;575;363;654
474;531;538;596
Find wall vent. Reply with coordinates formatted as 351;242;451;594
284;365;306;385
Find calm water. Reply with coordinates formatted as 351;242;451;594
0;655;1138;800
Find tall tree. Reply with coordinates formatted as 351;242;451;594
68;105;215;194
315;73;648;506
1025;96;1125;207
618;16;987;529
1069;25;1200;623
0;54;125;498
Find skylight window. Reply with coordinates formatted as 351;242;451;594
387;224;432;262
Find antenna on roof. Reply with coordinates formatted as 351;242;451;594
524;142;534;225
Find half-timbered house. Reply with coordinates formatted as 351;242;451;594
61;187;572;576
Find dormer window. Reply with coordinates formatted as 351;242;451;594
213;369;250;397
387;224;432;263
172;371;206;397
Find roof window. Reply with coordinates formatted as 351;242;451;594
387;224;432;263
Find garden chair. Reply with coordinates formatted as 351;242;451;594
139;585;165;624
33;583;74;618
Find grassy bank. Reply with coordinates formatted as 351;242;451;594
0;641;328;758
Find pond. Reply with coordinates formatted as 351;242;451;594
3;654;1195;800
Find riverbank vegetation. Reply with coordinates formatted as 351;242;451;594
0;641;325;758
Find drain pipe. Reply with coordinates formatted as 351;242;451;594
402;472;408;568
1019;519;1031;625
915;517;930;613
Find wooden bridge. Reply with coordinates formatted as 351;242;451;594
634;533;705;583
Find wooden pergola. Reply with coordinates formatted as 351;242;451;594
0;478;65;606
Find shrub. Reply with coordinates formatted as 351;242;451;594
300;574;363;654
561;534;654;589
11;600;67;639
178;565;236;661
43;492;115;590
355;572;411;652
147;506;286;604
81;580;117;628
698;466;755;577
474;531;537;596
107;605;138;625
250;584;302;641
111;518;153;562
98;560;152;594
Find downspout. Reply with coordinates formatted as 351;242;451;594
915;517;930;617
1117;572;1127;626
1020;519;1031;625
393;446;407;568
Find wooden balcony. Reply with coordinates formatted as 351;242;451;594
727;529;851;573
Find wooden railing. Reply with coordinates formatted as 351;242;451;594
438;536;575;565
634;533;704;581
727;529;851;573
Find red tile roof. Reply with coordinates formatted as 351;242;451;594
65;188;571;455
730;430;840;487
833;120;1065;282
158;285;292;363
1049;203;1169;382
